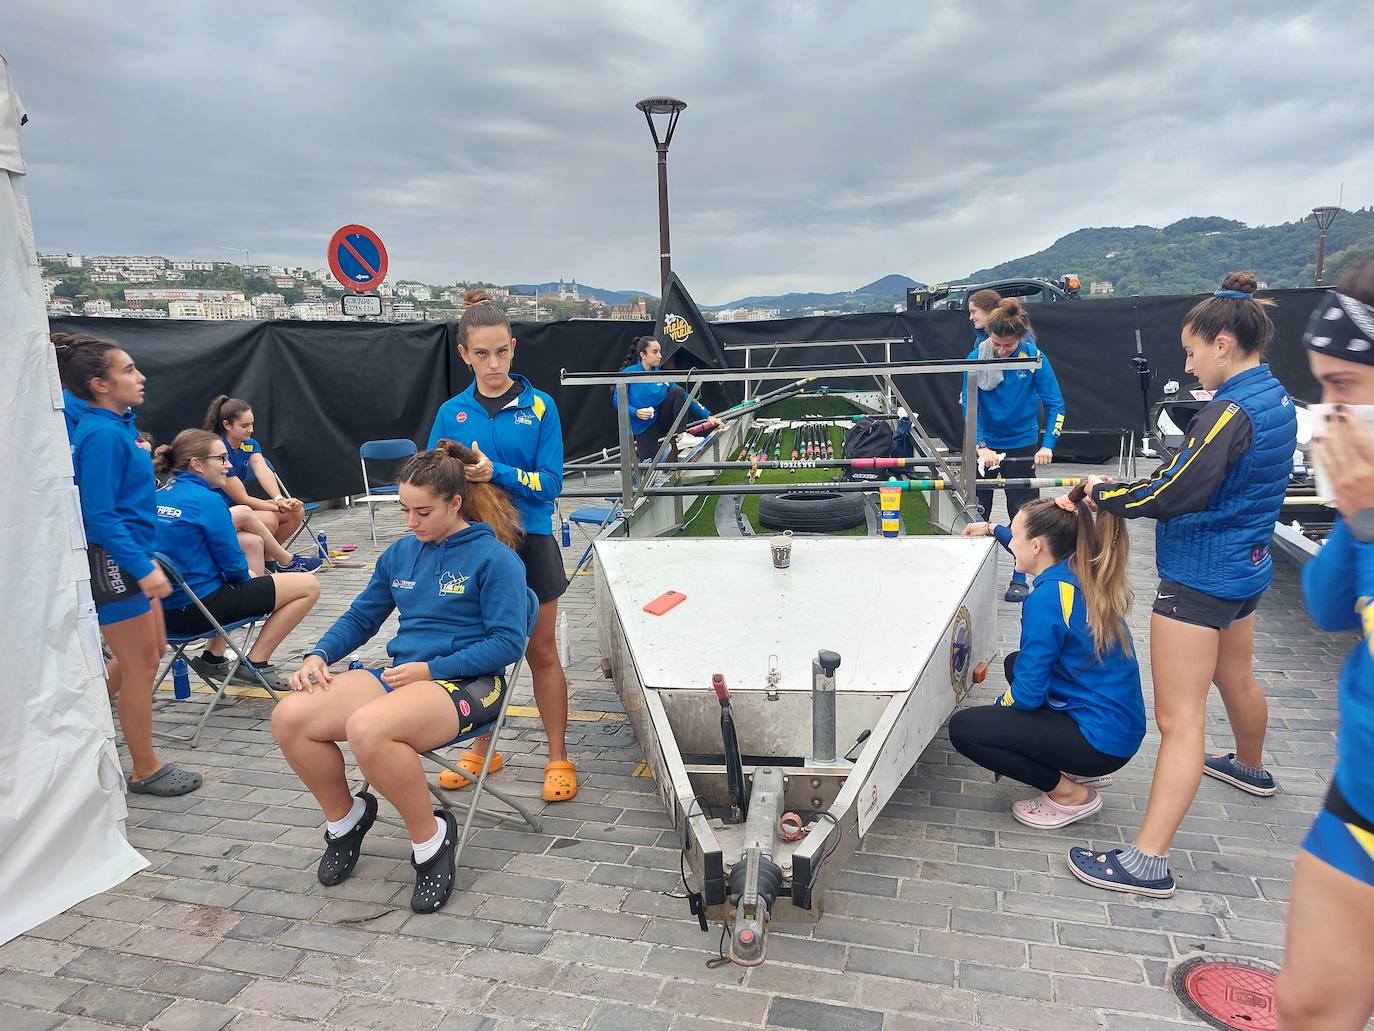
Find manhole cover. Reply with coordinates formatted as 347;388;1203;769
1171;956;1279;1030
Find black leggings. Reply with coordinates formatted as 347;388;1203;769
975;443;1040;523
635;386;697;461
947;652;1131;792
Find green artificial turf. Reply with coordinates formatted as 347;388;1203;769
678;423;938;537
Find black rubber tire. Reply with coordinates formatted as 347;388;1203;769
757;490;867;533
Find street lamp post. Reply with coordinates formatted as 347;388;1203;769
635;96;687;295
1312;205;1340;287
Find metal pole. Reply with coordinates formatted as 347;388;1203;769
963;382;980;517
657;144;671;293
810;651;841;765
1316;228;1329;288
615;382;636;529
560;476;1083;500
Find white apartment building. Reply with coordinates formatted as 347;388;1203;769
395;283;432;301
251;292;286;308
40;252;84;268
391;299;418;320
89;255;168;275
89;272;121;284
290;302;329;321
42;277;59;300
117;308;169;319
83;299;113;315
168;300;255;320
125;287;245;303
172;260;215;272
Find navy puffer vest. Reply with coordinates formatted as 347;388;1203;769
1156;364;1297;600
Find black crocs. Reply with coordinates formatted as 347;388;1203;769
317;791;377;886
410;809;459;914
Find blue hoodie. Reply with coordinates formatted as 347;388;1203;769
962;336;1066;451
71;405;157;582
62;388;93;444
427;374;563;537
310;523;528;680
991;530;1145;758
1302;517;1374;820
611;362;712;436
155;471;252;610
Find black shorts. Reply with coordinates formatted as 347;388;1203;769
163;575;278;637
518;533;567;605
367;669;507;740
1151;578;1261;630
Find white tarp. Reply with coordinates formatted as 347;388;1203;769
0;53;146;945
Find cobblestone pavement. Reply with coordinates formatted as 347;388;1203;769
2;471;1354;1029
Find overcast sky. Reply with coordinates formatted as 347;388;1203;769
4;1;1370;303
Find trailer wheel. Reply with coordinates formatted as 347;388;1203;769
757;491;867;533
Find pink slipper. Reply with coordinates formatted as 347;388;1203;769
1011;789;1102;829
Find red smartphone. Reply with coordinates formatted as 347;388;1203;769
643;590;687;615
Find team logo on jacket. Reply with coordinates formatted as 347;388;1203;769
664;313;693;343
514;411;534;426
157;505;183;519
1251;545;1270;565
456;411;468;423
438;571;469;595
392;578;416;590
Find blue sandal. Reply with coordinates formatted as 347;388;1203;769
1068;846;1175;897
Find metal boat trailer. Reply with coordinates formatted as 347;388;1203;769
594;535;998;965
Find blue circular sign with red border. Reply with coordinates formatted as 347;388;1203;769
327;224;388;292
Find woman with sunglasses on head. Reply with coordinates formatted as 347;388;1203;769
1067;272;1298;898
55;332;200;796
153;430;320;692
426;290;577;802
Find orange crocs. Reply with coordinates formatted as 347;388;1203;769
543;759;578;801
437;749;503;790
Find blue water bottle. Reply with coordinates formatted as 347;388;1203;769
172;657;191;700
317;532;328;558
348;659;364;671
560;519;571;548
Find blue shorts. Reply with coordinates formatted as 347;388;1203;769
363;668;506;740
97;593;152;627
1302;783;1374;889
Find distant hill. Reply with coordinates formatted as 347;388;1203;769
510;282;652;304
708;273;925;312
958;209;1374;295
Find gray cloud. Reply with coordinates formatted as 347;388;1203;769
4;0;1370;302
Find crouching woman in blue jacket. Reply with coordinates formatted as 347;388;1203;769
271;441;528;914
615;336;723;462
952;484;1143;828
154;431;320;690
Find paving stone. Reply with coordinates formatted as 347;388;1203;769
148;998;238;1031
0;1001;63;1031
540;932;649;971
231;888;328;921
226;914;294;943
203;940;304;977
746;962;857;1003
655;981;769;1024
456;949;561;988
587;1001;671;1031
142;965;253;1004
0;970;85;1009
844;945;956;986
56;948;165;988
976;994;1106;1031
548;907;646;940
766;996;884;1031
397;914;499;947
810;914;916;951
274;923;377;957
488;925;554;954
1053;975;1186;1018
0;938;84;974
356;935;466;970
120;927;220;963
1027;945;1146;982
231;978;342;1020
327;994;446;1030
855;975;979;1023
58;983;173;1025
482;984;597;1027
958;961;1053;1000
758;934;846;972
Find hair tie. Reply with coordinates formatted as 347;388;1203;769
1054;495;1078;513
1213;289;1253;299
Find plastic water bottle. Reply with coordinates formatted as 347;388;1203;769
348;659;364;671
557;609;572;665
317;532;328;557
172;657;191;700
560;519;571;548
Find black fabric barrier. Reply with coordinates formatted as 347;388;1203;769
51;288;1326;501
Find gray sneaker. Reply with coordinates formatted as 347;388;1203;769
1202;753;1277;796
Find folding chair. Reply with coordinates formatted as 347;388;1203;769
566;500;622;578
151;553;284;748
358;439;417;546
272;468;332;567
360;587;544;865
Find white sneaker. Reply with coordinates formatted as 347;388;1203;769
1063;771;1113;789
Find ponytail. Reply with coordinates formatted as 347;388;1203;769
1019;484;1132;657
397;439;523;550
202;394;252;434
154;429;220;479
625;335;654;368
985;297;1032;340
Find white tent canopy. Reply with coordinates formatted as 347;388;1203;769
0;53;146;945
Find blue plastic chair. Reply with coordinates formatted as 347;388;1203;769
357;439;417;545
566;501;623;578
151;553;283;748
359;587;544;866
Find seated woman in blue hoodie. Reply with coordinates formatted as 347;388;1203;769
952;483;1143;830
153;430;320;690
614;335;722;462
961;295;1066;602
272;440;528;914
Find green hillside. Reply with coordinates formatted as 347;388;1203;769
960;209;1374;295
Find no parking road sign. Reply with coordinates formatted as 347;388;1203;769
327;224;388;292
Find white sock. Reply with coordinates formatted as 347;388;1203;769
412;816;446;864
326;796;365;839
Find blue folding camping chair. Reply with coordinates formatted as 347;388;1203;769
151;553;284;748
357;438;417;546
